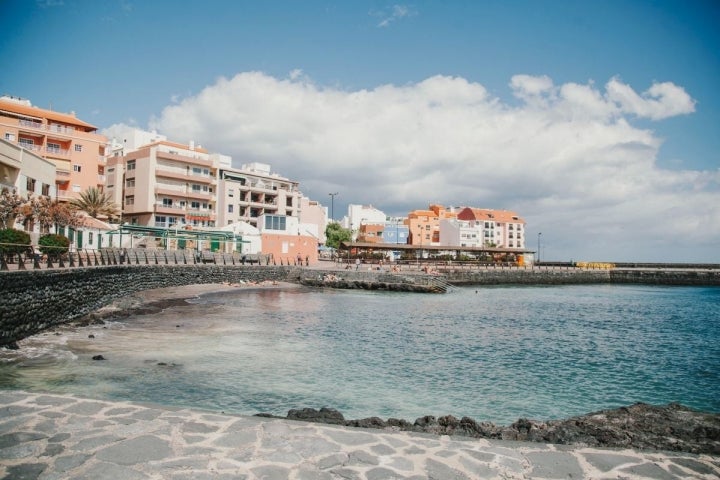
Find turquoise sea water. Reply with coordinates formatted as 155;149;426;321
1;284;718;424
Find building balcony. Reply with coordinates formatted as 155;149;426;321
156;150;213;167
45;146;70;157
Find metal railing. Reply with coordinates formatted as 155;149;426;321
0;243;273;271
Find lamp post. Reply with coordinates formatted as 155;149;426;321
537;232;542;265
328;192;338;223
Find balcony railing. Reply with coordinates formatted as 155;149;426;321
46;146;70;156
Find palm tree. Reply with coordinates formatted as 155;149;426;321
70;187;120;220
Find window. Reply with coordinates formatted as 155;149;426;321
47;142;60;153
126;178;135;187
41;183;50;196
155;216;167;227
264;215;286;231
26;177;36;192
19;138;33;147
191;201;200;209
73;165;81;172
88;232;93;244
74;144;83;152
126;160;136;170
107;167;115;173
162;198;173;207
125;195;134;205
4;133;15;141
228;188;234;197
228;205;234;213
192;167;202;175
72;184;81;193
192;184;201;192
202;202;208;209
203;168;209;175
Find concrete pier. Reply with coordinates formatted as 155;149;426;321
1;390;718;479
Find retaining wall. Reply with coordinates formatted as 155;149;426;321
1;265;718;348
0;265;292;348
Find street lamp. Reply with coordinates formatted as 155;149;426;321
328;192;338;222
537;232;542;264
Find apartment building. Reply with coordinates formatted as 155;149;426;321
407;204;458;246
438;218;484;248
216;162;301;229
0;96;107;201
106;141;218;229
456;207;525;248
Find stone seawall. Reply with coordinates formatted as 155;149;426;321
442;267;720;286
0;265;292;348
1;265;718;348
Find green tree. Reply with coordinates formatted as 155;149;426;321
70;187;119;220
38;233;70;260
0;228;31;260
325;222;352;249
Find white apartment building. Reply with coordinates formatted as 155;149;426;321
456;207;526;249
439;218;484;248
216;162;301;229
346;204;387;238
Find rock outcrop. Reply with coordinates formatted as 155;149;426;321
260;402;720;454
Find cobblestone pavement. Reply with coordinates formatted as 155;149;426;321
1;391;718;479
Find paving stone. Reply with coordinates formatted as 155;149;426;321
425;458;470;480
0;432;46;449
348;449;380;466
671;457;720;475
52;453;91;473
74;461;150;480
62;401;106;415
296;468;336;480
525;451;584;479
0;391;29;404
0;441;45;459
33;395;76;406
71;434;121;452
47;433;71;443
1;462;47;480
95;435;172;465
0;405;34;418
619;462;678;480
386;456;415;472
41;443;64;457
130;409;163;421
317;452;349;470
370;443;397;455
324;429;378;446
181;421;217;434
212;430;258;448
582;452;639;472
458;456;502;479
38;411;64;419
404;446;426;455
328;467;362;479
366;466;405;480
250;465;290;480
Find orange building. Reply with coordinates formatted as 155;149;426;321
407;204;458;246
356;223;386;243
0;96;107;201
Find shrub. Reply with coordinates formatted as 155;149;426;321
38;234;70;259
0;228;31;259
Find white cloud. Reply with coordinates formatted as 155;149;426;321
606;77;696;120
148;72;718;262
373;4;416;28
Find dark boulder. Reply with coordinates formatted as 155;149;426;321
287;407;345;425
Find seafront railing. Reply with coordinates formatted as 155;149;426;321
0;244;277;271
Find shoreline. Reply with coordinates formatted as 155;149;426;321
4;282;719;455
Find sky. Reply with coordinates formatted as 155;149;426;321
1;0;719;262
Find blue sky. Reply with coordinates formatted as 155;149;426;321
1;0;719;262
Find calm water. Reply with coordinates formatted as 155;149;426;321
1;284;718;424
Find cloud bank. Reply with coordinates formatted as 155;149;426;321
141;72;717;262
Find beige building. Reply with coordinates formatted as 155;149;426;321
0;96;107;201
106;140;218;229
216;162;301;229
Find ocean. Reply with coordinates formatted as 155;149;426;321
1;284;718;425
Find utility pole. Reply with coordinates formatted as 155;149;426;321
328;192;338;222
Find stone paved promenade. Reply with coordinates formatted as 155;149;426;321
1;391;719;479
